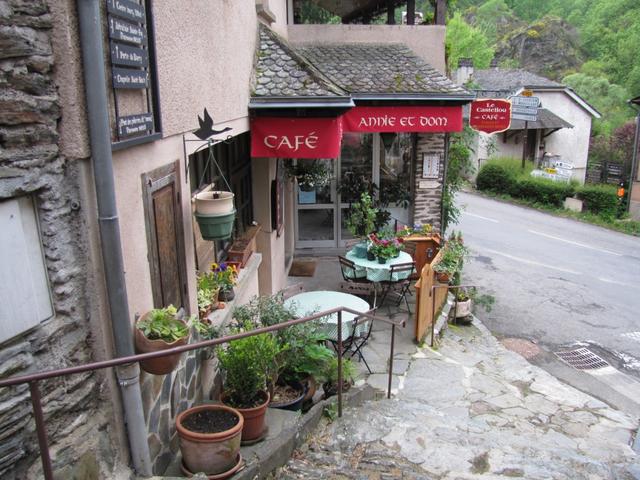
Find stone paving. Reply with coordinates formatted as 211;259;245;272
277;318;640;479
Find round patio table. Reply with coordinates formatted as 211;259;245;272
345;250;414;282
284;290;371;342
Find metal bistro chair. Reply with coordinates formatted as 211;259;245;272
338;255;370;284
402;241;420;281
331;285;377;374
279;282;305;301
378;262;416;314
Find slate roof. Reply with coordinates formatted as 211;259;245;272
509;108;573;130
296;43;469;96
472;68;563;93
253;26;346;98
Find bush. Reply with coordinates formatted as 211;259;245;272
577;184;619;218
476;163;516;193
511;178;576;207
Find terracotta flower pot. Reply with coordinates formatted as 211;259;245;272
435;271;450;283
221;391;270;442
134;316;189;375
176;404;243;476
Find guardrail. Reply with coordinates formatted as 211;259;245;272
0;306;403;480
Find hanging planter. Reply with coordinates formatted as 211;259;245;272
191;138;238;242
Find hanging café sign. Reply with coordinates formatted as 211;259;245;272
251;106;463;158
469;99;512;134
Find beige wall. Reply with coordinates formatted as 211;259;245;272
538;91;593;184
153;1;259;137
252;158;288;295
111;136;198;320
287;24;446;74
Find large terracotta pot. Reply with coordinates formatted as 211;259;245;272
221;391;270;442
134;316;189;375
176;404;243;476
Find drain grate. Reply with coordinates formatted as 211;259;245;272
554;347;610;370
621;332;640;343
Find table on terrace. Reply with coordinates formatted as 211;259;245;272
345;250;414;282
284;290;371;342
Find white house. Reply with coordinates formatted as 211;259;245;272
456;64;601;183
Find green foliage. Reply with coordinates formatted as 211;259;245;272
510;177;576;207
323;357;357;385
323;402;338;422
473;0;515;42
232;294;295;328
562;73;632;135
455;287;495;313
285;160;332;190
576;184;619;218
445;12;495;73
433;237;468;276
217;330;280;408
476;163;517;193
295;0;340;24
137;305;189;343
444;130;475;232
345;192;378;237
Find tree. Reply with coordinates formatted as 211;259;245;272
562;73;632;136
445;12;494;73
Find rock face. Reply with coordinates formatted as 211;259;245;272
0;1;118;478
494;16;582;81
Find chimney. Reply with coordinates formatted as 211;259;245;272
455;58;474;86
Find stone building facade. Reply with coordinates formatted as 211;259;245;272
0;1;466;478
0;1;120;478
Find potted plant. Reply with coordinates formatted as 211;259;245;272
194;184;236;241
210;262;238;302
197;272;220;320
217;329;280;442
175;404;243;478
453;287;495;324
345;192;378;258
433;237;468;283
368;232;402;264
193;319;221;399
284;160;331;191
134;305;191;375
272;322;333;411
322;357;357;399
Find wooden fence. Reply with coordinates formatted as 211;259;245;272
414;248;448;342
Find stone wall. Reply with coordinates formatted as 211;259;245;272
0;1;118;478
413;133;445;232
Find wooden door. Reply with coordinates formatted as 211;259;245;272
142;162;188;310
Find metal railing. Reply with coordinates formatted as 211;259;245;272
0;306;403;480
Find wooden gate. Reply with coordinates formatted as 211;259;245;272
414;248;448;342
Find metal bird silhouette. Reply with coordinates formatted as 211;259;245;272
193;108;232;140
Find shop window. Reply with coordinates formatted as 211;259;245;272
0;196;53;343
189;133;253;261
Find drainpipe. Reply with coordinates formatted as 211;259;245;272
76;0;152;476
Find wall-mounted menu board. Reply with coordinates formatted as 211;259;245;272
106;0;159;145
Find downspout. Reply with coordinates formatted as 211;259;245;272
76;0;152;476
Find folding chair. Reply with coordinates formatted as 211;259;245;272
279;282;305;301
378;262;415;314
338;256;370;284
338;281;377;309
329;305;376;374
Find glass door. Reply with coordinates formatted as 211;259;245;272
294;159;337;248
338;133;375;246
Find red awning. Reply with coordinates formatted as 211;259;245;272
342;106;463;133
251;117;343;158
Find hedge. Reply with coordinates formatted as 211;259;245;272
476;164;516;193
577;184;619;218
511;177;575;207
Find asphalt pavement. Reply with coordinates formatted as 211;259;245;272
456;190;640;416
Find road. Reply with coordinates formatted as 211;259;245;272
455;191;640;416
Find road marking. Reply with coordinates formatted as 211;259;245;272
598;277;634;288
485;248;582;275
528;230;623;256
463;212;499;223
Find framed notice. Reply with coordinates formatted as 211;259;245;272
422;153;440;179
